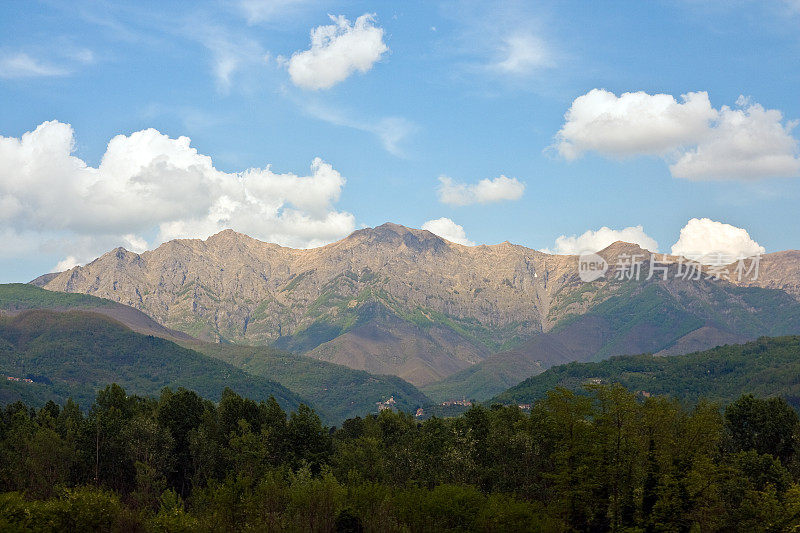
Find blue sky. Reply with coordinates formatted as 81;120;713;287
1;0;799;282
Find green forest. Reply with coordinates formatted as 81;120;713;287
2;383;800;532
495;335;800;409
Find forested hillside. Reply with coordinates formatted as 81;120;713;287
0;309;302;411
0;283;195;342
426;279;800;402
494;335;800;408
0;284;431;423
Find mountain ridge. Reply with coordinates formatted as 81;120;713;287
30;223;800;388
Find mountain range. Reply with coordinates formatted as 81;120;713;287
27;223;800;403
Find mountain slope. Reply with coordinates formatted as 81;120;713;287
301;301;489;386
0;309;302;411
492;335;800;409
425;277;800;401
422;317;605;402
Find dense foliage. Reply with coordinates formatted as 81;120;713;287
495;335;800;409
2;383;800;531
0;310;302;411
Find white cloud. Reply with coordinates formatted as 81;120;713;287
492;32;550;75
437;175;525;206
421;218;475;246
121;233;149;253
42;233;161;272
670;98;800;180
67;48;95;65
0;52;68;78
446;1;555;82
54;256;80;272
286;14;388;90
555;89;800;180
0;121;356;269
370;117;416;157
671;218;765;265
548;225;659;255
555;89;715;160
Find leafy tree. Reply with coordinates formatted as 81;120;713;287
287;404;331;472
724;394;800;465
157;387;206;496
82;384;137;493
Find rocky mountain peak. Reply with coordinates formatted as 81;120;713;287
597;241;655;264
208;228;244;240
93;246;141;266
203;229;260;248
343;222;448;252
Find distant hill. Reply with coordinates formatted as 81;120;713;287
0;309;303;412
492;335;800;409
0;283;195;343
0;283;430;422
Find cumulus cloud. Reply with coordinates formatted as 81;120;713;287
548;225;659;255
421;218;475;246
54;256;80;272
555;89;716;160
671;218;765;264
0;52;68;78
670;98;800;180
492;32;550;75
437;175;525;206
554;89;800;180
0;121;356;269
286;14;388;90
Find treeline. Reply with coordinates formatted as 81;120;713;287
2;384;800;531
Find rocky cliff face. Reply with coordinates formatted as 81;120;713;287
32;223;800;386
